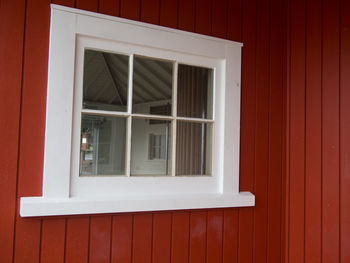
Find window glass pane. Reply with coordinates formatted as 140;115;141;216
131;118;172;176
83;49;129;112
177;64;213;119
176;121;212;176
80;114;126;176
132;56;173;115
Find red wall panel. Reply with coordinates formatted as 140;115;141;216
285;0;349;263
1;0;287;262
340;2;350;262
0;0;26;262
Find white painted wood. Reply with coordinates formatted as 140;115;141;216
42;9;76;198
51;4;242;46
125;55;134;177
171;62;178;177
81;109;129;117
20;4;254;217
131;114;174;120
223;44;242;194
176;117;214;123
20;192;254;217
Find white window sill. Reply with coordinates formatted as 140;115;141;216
20;192;254;217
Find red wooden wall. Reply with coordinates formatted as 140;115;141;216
284;0;350;262
1;0;283;262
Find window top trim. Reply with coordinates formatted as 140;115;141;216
51;4;243;48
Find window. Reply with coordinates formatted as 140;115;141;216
20;4;254;216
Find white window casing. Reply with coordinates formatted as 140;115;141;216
20;4;255;217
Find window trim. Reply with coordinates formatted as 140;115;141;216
20;4;254;217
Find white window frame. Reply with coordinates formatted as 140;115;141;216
20;4;254;217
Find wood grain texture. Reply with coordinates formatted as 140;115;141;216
89;216;112;263
111;215;133;263
288;0;306;262
195;0;211;35
267;0;284;262
152;213;172;263
141;0;159;24
99;0;120;16
14;0;51;262
189;211;207;263
120;0;140;20
76;0;98;11
322;0;340;262
211;0;227;38
171;211;190;263
305;0;322;262
40;219;66;263
51;0;75;7
223;209;238;263
178;0;195;31
238;0;257;262
159;0;178;28
0;0;26;262
253;0;270;262
340;2;350;262
132;214;152;263
65;218;90;263
206;210;223;263
285;1;348;263
227;0;242;41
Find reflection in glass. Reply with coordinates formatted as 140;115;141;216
130;118;172;176
83;49;129;112
132;56;173;115
80;114;126;176
176;121;212;176
177;64;213;119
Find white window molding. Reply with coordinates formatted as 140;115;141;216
20;4;254;217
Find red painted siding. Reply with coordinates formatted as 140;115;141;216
1;0;291;262
284;0;350;263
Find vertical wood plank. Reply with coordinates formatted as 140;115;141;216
304;0;322;262
195;0;211;35
89;216;112;263
152;213;172;263
120;0;140;21
211;0;227;38
133;214;152;263
227;0;242;41
65;218;90;263
111;215;133;263
267;0;284;262
340;2;350;262
238;0;257;262
282;0;291;262
76;0;98;11
40;219;66;263
189;211;207;263
171;211;190;263
141;0;160;24
288;0;306;262
159;0;178;28
206;210;223;263
322;0;340;262
14;0;51;261
339;4;350;263
0;0;26;262
99;0;120;16
178;0;195;31
253;0;270;262
51;0;75;7
223;209;238;263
